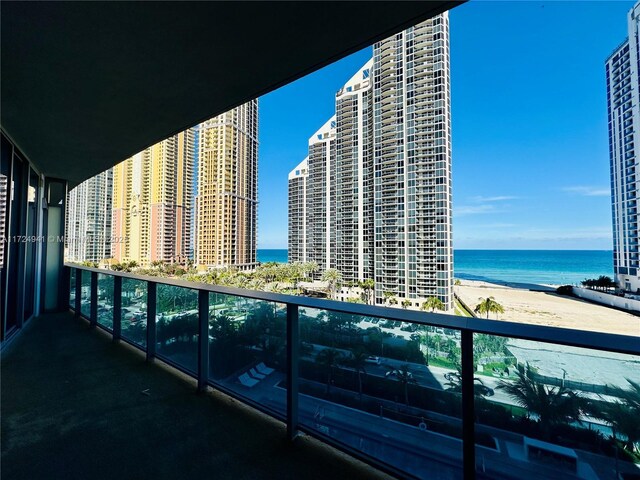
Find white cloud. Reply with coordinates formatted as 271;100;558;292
562;186;610;197
475;223;519;229
470;195;518;202
454;204;495;216
455;195;518;217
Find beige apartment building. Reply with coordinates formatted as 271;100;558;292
112;129;194;266
196;101;258;271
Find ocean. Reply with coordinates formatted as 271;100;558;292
257;249;613;286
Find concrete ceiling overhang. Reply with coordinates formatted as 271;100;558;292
1;1;462;187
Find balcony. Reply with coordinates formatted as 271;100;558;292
2;309;387;480
3;3;640;479
48;265;640;480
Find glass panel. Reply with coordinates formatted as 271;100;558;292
299;308;462;478
97;274;114;330
23;168;39;320
298;309;462;478
121;278;147;349
69;268;76;308
156;284;199;373
80;270;91;318
473;334;640;477
208;293;286;418
4;153;25;332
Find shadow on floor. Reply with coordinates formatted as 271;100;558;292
1;311;392;480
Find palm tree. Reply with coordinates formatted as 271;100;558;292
421;296;445;313
303;261;319;280
596;275;615;291
474;297;504;319
388;296;398;307
595;400;640;454
322;268;342;300
401;299;411;309
383;291;395;306
444;366;490;397
395;364;417;406
343;349;368;401
595;379;640;453
358;279;375;305
497;363;585;439
315;348;344;395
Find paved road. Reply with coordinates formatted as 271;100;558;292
305;344;516;406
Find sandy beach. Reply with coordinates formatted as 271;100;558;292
455;280;640;337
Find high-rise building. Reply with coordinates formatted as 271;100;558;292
335;60;375;284
112;129;194;266
288;158;308;264
305;117;336;276
190;124;200;261
288;15;453;310
608;1;640;293
65;169;113;263
196;101;258;270
0;174;7;268
373;15;453;309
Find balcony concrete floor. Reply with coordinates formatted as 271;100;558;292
1;312;391;480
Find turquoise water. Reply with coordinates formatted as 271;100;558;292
453;250;612;286
258;249;289;263
257;249;613;286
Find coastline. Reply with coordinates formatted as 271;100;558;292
455;279;639;337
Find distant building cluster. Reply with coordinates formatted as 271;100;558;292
65;169;113;263
288;15;454;310
608;2;640;292
65;102;258;270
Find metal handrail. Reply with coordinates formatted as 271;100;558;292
66;264;640;480
66;263;640;355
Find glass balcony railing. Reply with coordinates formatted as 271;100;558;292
97;273;114;330
80;269;91;318
65;264;640;480
121;277;147;349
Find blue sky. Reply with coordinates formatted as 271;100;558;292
258;1;633;250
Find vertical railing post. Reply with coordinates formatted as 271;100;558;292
74;268;81;316
197;290;209;392
286;303;299;441
146;281;157;361
461;329;476;479
62;266;70;310
113;275;122;341
90;271;98;326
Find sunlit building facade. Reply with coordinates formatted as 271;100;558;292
608;1;640;292
112;130;194;266
65;169;113;262
288;15;453;310
196;101;258;270
373;14;453;309
288;157;308;264
304;117;337;277
335;59;375;284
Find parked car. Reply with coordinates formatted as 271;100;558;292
365;356;381;365
476;385;495;397
385;369;413;379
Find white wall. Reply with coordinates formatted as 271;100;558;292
573;287;640;313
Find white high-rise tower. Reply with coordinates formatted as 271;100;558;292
608;1;640;292
288;15;454;310
373;14;453;309
65;169;113;263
